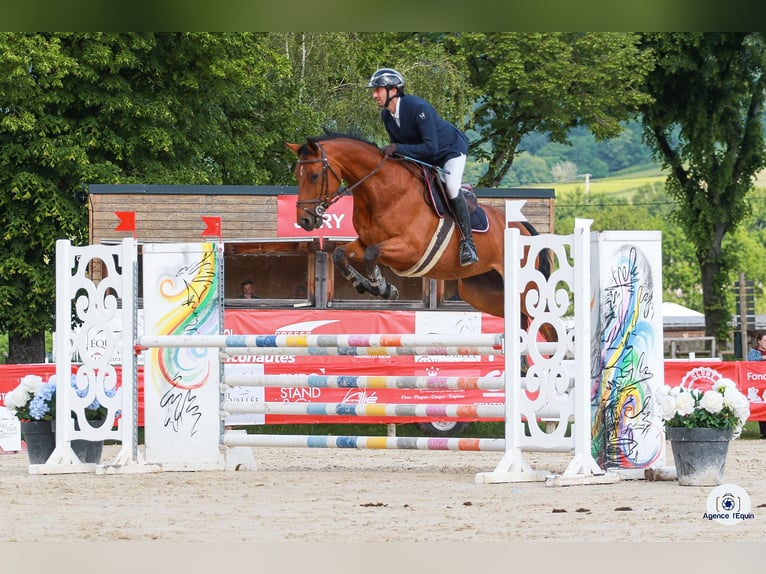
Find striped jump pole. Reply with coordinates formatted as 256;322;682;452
221;401;505;419
219;344;504;358
223;433;505;452
137;332;504;350
221;373;504;390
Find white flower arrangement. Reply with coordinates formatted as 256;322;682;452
3;375;45;421
658;378;750;438
5;374;113;422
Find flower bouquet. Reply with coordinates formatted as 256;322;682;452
658;378;750;438
5;374;109;422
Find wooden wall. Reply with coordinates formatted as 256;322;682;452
88;185;555;245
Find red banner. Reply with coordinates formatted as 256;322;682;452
664;360;766;421
3;312;765;428
224;309;505;425
276;195;356;238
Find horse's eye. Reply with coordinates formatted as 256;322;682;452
309;173;320;183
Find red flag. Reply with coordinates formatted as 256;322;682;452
201;216;222;237
114;211;136;232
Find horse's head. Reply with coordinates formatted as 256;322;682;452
286;138;344;231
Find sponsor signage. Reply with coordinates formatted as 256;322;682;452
276;195;356;239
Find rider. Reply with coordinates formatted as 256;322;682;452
367;68;478;266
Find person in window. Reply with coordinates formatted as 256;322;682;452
747;331;766;438
240;280;257;299
367;67;478;267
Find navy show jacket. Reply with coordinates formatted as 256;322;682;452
381;94;468;166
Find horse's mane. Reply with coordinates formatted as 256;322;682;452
302;129;421;179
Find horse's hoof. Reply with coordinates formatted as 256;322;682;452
388;285;399;300
459;242;479;266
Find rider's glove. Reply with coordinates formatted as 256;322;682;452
382;144;397;157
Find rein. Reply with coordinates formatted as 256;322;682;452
296;142;388;216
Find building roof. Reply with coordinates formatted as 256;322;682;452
662;302;704;329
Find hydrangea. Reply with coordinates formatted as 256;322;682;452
5;373;116;422
658;378;750;439
28;380;57;421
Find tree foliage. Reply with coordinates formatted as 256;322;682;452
0;32;301;361
270;32;473;145
639;33;766;341
450;32;654;187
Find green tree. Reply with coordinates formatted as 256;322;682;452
451;32;654;186
639;33;766;341
272;33;473;144
0;32;300;362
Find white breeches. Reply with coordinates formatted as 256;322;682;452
443;154;467;199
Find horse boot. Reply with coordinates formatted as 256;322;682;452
449;193;479;266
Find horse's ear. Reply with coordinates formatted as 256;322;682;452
286;143;301;155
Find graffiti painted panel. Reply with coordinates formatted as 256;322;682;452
142;243;222;470
590;232;666;471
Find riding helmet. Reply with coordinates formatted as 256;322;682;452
367;68;405;89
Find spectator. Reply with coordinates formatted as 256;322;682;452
240;280;257;299
747;332;766;439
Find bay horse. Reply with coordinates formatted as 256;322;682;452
287;133;554;341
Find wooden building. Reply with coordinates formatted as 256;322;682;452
87;184;555;311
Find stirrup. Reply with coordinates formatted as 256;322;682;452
459;240;478;266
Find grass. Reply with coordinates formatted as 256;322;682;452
527;166;766;198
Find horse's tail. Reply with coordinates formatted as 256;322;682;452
521;221;552;280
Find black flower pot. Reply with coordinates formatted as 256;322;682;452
666;427;732;486
20;420;56;464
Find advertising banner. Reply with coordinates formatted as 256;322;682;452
276;195;356;239
2;314;765;437
665;360;766;421
223;309;506;425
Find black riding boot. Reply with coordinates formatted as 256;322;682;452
449;193;479;266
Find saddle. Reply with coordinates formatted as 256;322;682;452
420;166;489;233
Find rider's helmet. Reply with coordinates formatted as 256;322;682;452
367;68;405;89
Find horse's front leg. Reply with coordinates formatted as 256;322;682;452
363;245;399;300
333;243;375;295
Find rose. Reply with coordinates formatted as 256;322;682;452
660;394;677;421
699;389;724;414
4;375;45;421
674;391;695;416
658;379;750;439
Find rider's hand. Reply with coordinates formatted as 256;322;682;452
382;144;397;157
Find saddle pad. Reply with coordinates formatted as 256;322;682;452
423;169;489;233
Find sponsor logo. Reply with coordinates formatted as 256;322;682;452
680;366;723;393
703;484;755;525
275;320;338;334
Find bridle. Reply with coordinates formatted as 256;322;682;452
296;141;388;217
